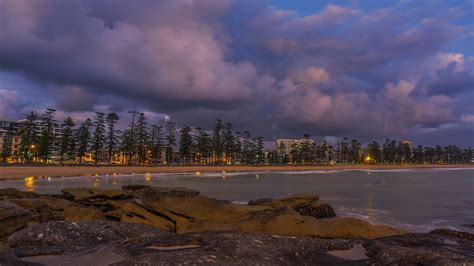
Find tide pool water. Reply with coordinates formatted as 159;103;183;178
1;168;473;233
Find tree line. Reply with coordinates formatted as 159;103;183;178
1;109;266;165
1;109;472;165
270;135;472;165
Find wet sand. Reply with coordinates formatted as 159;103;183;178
0;164;472;180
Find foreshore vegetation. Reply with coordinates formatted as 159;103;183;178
1;109;472;166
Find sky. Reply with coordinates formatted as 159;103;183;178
0;0;473;146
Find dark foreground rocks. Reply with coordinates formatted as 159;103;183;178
0;186;473;264
0;201;31;239
1;221;473;265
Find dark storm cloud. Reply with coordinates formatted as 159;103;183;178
429;64;474;96
0;0;472;145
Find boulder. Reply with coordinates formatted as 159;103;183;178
0;188;38;200
294;202;336;219
0;201;31;238
248;194;336;219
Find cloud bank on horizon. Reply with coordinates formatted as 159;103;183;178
0;0;473;145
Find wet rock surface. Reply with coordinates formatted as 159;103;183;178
1;221;473;265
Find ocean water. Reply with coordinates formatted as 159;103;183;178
1;168;473;233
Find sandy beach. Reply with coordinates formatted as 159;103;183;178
0;164;472;180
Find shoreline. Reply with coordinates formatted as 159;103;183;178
0;164;472;180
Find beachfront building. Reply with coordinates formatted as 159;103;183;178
0;117;63;163
276;139;314;154
276;138;315;163
0;120;22;162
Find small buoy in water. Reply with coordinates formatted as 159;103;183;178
256;174;260;178
222;171;226;174
367;169;371;175
195;171;201;176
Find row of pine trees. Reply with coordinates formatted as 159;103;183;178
1;109;472;165
270;135;472;165
1;109;266;165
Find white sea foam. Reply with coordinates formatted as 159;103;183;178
275;170;343;175
336;207;472;233
428;167;474;171
232;200;249;205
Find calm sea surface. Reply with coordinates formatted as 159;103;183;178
1;168;473;233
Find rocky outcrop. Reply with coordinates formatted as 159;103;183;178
430;228;474;241
248;194;336;219
9;195;92;222
2;221;473;265
0;201;30;238
0;186;404;240
117;186;403;238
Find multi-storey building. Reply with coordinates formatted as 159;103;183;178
0;120;22;162
276;138;314;156
1;117;62;163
